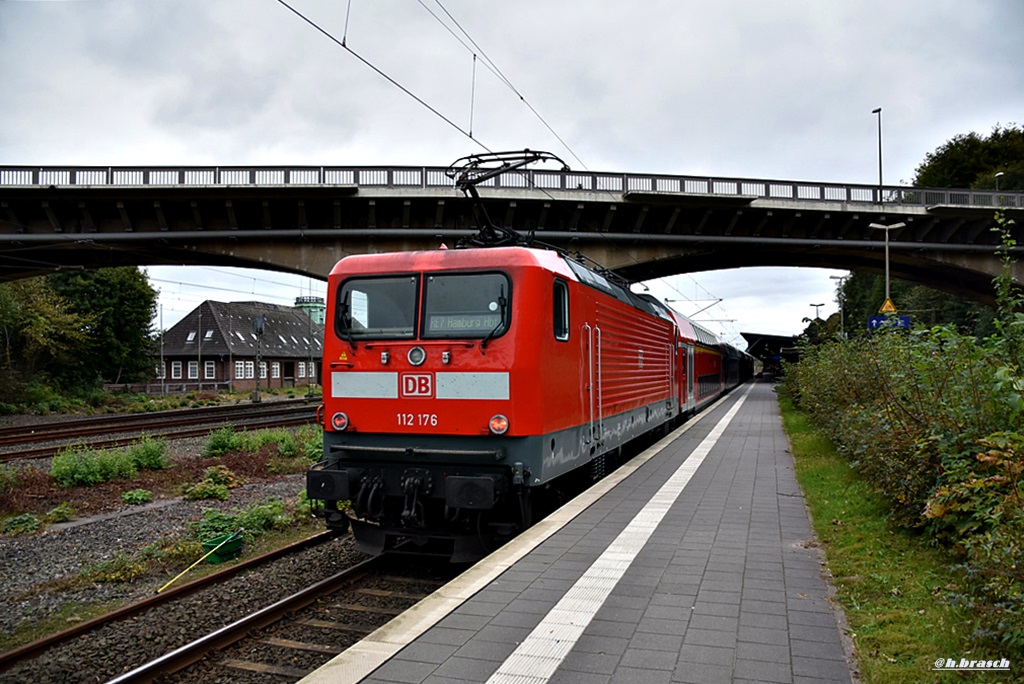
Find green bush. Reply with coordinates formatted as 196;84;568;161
182;464;239;501
201;464;239;488
781;316;1024;654
2;513;41;535
191;499;289;544
182;481;230;501
295;424;324;463
44;502;76;524
121;488;153;505
0;464;20;491
204;424;322;465
127;435;169;471
51;447;137;488
203;425;241;457
24;382;69;415
51;436;169;489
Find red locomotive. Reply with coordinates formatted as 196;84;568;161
306;152;752;560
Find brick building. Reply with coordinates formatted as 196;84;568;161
156;298;324;393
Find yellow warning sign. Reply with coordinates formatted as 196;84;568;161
879;298;897;314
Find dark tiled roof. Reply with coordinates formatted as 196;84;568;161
161;301;324;358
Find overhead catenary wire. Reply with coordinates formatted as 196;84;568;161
273;0;490;154
419;0;588;171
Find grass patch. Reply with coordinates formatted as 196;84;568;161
0;599;127;653
779;395;976;683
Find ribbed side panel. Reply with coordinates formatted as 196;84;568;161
595;300;673;413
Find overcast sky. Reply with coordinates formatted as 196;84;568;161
3;0;1023;344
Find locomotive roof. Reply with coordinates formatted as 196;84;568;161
329;246;575;278
331;246;675;320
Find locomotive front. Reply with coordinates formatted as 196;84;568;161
307;248;543;560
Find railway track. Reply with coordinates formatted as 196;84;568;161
110;550;456;684
0;399;320;462
0;531;338;676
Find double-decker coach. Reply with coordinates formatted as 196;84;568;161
308;245;698;559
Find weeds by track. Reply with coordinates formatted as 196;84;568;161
0;531;338;676
0;399;319;462
112;550;458;684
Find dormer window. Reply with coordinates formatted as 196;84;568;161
186;331;196;342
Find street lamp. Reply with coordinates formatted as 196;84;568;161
810;303;824;319
830;274;850;338
869;222;906;305
872;107;884;202
996;171;1005;193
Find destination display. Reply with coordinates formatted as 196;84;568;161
426;313;501;333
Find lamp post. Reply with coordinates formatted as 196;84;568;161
868;222;906;305
197;310;202;392
253;314;265;403
872;107;883;202
830;274;850;338
810;303;824;319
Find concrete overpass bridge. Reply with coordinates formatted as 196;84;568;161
1;164;1022;305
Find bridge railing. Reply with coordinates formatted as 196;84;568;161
1;165;1019;210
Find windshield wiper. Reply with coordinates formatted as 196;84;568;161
339;290;357;351
480;285;507;352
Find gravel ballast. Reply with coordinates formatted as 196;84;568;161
0;434;372;683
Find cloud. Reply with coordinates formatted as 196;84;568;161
3;0;1022;340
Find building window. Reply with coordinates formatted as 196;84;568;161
245;361;255;379
259;362;267;379
298;362;306;379
188;361;199;379
308;362;317;380
205;329;214;339
204;360;216;379
171;361;182;379
235;360;245;379
271;362;280;379
156;363;166;380
186;331;196;342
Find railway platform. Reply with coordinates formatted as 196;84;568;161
301;380;855;684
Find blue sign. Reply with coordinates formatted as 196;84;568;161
868;315;911;330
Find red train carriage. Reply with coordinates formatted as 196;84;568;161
307;245;708;560
305;151;754;560
663;312;726;413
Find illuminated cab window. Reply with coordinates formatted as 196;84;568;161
553;279;569;341
337;276;418;340
423;272;511;339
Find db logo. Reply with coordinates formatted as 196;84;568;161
401;373;433;397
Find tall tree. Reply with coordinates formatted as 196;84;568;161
0;278;92;380
47;267;157;385
913;123;1024;190
834;124;1024;337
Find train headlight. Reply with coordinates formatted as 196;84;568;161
408;346;426;366
331;412;350;431
489;414;509;435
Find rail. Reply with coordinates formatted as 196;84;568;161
1;164;1020;210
